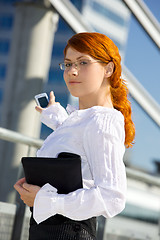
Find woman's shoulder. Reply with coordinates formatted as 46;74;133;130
83;106;125;139
69;106;124;132
83;106;124;123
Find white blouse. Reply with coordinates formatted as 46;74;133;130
33;103;127;224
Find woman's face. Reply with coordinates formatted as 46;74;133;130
63;47;111;104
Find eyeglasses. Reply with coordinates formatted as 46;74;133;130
59;59;105;71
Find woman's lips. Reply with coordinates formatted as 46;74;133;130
68;81;81;84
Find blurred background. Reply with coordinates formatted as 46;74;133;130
0;0;160;239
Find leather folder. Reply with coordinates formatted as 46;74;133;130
21;152;83;194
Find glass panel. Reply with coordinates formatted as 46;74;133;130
0;39;10;54
0;15;13;30
91;1;127;27
0;0;22;3
124;10;160;173
0;64;6;79
0;88;3;102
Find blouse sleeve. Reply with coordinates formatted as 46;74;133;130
40;103;69;130
33;112;127;224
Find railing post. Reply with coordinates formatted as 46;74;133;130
11;145;31;240
96;216;106;240
11;154;25;240
11;189;26;240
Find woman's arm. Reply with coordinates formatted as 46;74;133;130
36;91;69;130
33;112;127;224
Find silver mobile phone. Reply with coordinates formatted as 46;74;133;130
34;93;49;108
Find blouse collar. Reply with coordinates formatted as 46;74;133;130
66;104;78;114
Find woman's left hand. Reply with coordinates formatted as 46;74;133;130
14;177;41;207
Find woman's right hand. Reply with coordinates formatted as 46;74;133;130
35;91;56;113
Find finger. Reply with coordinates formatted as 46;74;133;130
14;178;26;193
50;91;54;98
22;182;34;191
49;91;55;105
35;106;43;113
14;183;22;193
23;183;40;192
14;183;28;194
14;177;26;187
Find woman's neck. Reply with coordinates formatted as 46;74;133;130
79;94;113;110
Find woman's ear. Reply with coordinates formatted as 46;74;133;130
104;62;114;78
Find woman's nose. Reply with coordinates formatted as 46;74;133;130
67;65;79;75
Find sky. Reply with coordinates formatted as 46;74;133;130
124;0;160;172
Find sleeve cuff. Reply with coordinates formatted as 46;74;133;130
40;103;68;130
33;183;59;224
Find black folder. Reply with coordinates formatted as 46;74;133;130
21;152;83;194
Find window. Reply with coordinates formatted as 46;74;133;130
0;89;3;103
70;0;83;11
0;64;6;79
94;27;123;51
52;44;64;57
0;14;13;30
92;1;126;27
0;0;19;4
0;39;10;54
48;68;65;85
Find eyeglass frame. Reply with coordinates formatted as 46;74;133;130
59;59;110;71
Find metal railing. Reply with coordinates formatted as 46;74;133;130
0;127;43;148
1;126;160;187
122;65;160;128
122;0;160;49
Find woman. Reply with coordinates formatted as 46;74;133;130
14;32;135;240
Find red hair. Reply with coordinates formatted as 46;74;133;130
64;32;135;148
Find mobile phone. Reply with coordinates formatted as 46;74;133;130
34;93;49;108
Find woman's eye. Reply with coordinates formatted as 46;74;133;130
65;63;71;67
65;63;72;68
80;60;88;65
